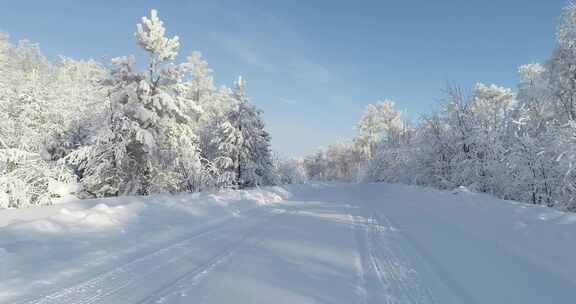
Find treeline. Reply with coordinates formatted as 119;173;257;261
302;3;576;211
0;10;279;208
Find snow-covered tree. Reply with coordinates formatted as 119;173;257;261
67;10;201;196
182;51;215;105
356;100;404;159
204;77;276;189
232;77;276;187
0;34;103;207
275;155;307;184
1;9;278;208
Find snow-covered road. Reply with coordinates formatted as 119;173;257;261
2;184;576;303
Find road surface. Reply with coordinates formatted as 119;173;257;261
8;184;576;304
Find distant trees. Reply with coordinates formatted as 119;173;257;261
275;156;307;185
302;142;365;183
0;10;277;208
356;100;404;160
300;101;408;184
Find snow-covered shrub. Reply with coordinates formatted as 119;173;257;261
0;148;76;208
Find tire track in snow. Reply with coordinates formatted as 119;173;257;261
136;209;287;304
17;207;283;304
349;214;367;304
352;212;436;304
377;212;479;304
18;219;237;304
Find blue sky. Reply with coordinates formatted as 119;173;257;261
0;0;568;156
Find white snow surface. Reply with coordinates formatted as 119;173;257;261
1;183;575;303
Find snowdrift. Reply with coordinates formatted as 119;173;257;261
0;187;288;302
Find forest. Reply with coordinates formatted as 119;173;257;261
3;5;576;212
0;10;279;208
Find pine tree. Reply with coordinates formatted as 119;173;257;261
68;9;202;197
231;77;275;188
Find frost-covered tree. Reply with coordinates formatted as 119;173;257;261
232;77;275;187
356;100;404;159
0;34;104;207
460;84;517;193
1;9;278;208
548;3;576;123
360;100;411;183
195;87;241;189
275;155;307;184
301;142;365;183
204;77;275;189
303;150;328;181
67;10;201;197
183;51;215;105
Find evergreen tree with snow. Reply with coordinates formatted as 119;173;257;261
207;77;276;189
68;10;202;196
230;77;268;188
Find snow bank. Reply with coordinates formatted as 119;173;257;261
6;203;142;234
0;187;288;303
451;185;474;195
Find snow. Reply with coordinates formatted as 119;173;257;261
1;183;575;303
47;181;81;200
5;203;141;235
